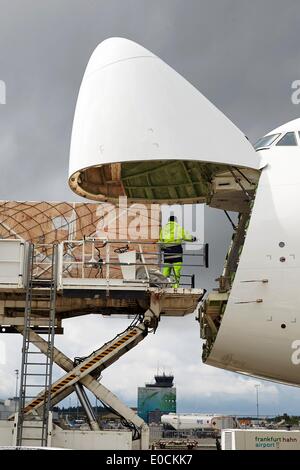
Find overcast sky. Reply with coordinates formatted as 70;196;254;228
1;0;300;416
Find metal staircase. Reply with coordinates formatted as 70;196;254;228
17;243;58;447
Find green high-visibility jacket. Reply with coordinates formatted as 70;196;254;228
159;221;193;245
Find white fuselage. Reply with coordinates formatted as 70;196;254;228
206;141;300;385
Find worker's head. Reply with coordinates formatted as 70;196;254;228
168;215;177;222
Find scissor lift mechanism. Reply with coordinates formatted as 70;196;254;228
13;294;162;449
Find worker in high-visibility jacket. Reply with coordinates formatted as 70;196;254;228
159;216;196;288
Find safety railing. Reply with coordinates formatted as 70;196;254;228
56;238;208;290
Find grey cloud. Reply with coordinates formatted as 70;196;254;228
1;0;300;200
0;0;299;412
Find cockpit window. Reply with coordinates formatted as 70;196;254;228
254;133;280;150
276;132;297;146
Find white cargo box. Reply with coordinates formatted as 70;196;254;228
222;429;300;450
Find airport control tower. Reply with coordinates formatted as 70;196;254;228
138;374;176;424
